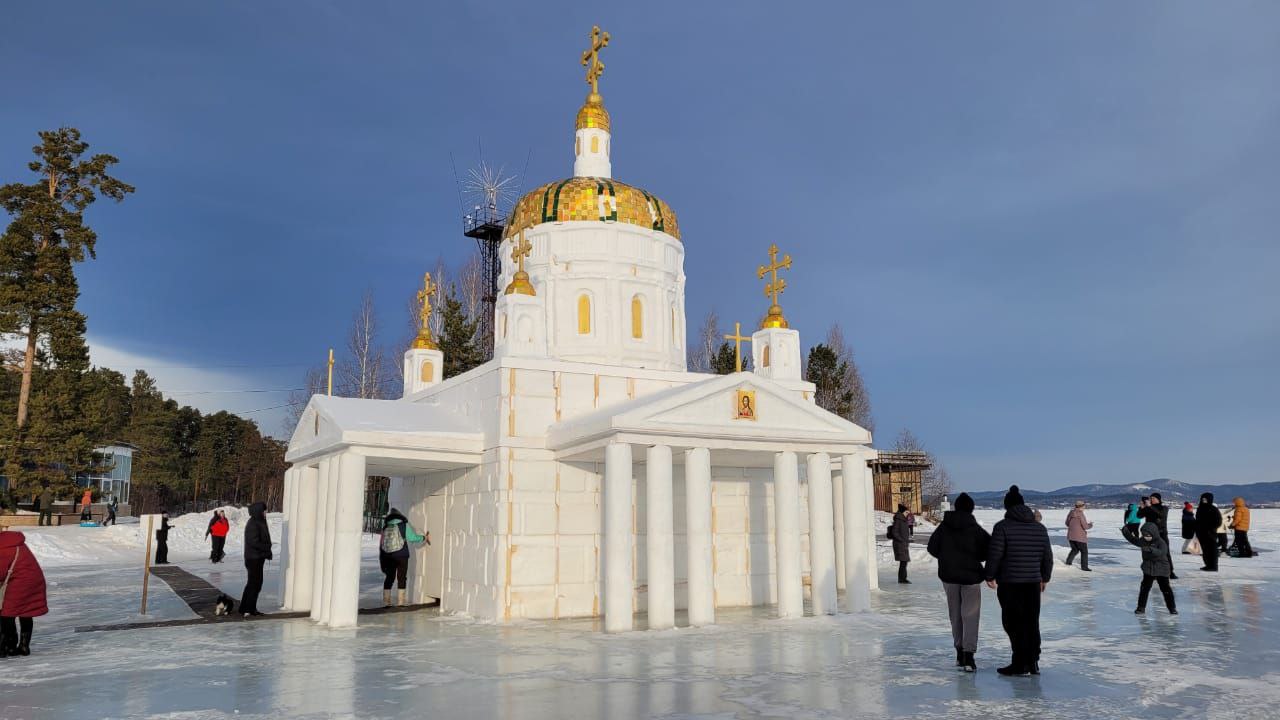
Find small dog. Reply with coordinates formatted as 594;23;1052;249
214;594;236;617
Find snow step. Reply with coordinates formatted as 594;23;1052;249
74;600;440;633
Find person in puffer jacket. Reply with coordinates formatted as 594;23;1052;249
1121;521;1176;614
985;485;1053;677
1229;498;1253;558
0;531;48;658
927;492;989;672
240;502;273;616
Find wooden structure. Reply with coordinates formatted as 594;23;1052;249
869;451;930;514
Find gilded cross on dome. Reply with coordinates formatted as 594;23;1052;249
757;244;792;329
413;272;439;349
504;229;536;296
581;26;610;95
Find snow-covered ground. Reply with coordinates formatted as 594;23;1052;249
1;507;1277;719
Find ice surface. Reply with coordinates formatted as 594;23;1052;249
1;508;1277;719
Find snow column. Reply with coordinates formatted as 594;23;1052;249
684;447;714;627
279;468;296;609
842;454;871;612
319;456;341;624
292;464;319;612
603;441;634;633
309;457;332;622
862;459;879;592
773;451;803;619
807;453;837;615
329;451;366;628
832;470;847;592
646;445;675;631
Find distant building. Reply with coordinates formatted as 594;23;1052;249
76;444;135;504
870;451;931;514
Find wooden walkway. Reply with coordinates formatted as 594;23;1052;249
75;564;438;633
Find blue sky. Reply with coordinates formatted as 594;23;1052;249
3;2;1277;491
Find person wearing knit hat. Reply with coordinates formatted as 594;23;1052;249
1065;500;1093;571
890;503;912;584
1195;493;1223;571
986;485;1054;676
927;492;990;672
1145;493;1177;579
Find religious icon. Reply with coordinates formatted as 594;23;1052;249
735;389;757;421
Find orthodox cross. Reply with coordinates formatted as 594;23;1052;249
723;321;750;373
581;25;611;95
413;272;439;348
757;244;793;329
326;348;334;396
504;229;536;296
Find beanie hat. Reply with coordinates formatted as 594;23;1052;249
1074;500;1085;508
897;503;908;513
1003;485;1025;510
955;492;975;514
1151;492;1162;502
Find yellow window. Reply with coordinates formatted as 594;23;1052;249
420;360;434;382
577;294;591;334
591;136;599;153
762;345;771;367
631;296;644;339
575;137;580;156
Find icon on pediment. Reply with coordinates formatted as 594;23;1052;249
735;389;757;421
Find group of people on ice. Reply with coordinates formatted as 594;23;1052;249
911;487;1260;677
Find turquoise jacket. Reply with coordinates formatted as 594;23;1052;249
386;518;425;543
1124;504;1142;525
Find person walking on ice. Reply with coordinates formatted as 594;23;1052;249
1229;497;1253;558
1064;500;1093;571
927;492;989;672
379;508;429;607
0;530;48;658
889;504;912;584
1121;520;1177;615
206;510;229;564
985;485;1053;677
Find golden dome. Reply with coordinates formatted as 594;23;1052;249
576;93;611;133
505;176;680;241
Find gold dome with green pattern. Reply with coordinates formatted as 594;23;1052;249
505;176;680;241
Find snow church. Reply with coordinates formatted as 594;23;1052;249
282;27;879;631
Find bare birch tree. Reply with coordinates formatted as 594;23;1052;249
825;323;875;433
688;309;720;373
282;365;327;435
339;289;389;400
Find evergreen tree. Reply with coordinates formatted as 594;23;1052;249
439;287;483;379
806;344;855;419
710;341;751;375
0;128;134;430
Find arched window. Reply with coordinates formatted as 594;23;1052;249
762;345;771;368
420;360;434;382
577;294;592;335
631;295;644;339
591;136;600;153
575;137;581;156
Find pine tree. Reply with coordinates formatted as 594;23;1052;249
806;344;855;419
710;341;751;375
0;128;134;430
439;287;483;379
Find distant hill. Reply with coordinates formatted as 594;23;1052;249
967;478;1280;509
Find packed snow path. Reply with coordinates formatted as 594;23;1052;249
2;508;1277;718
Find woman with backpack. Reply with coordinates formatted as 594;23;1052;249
379;508;429;607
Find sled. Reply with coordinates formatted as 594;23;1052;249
79;521;102;527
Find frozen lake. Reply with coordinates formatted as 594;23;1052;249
2;506;1277;719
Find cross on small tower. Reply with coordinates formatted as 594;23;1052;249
413;272;439;349
723;321;750;373
757;244;793;329
581;25;611;95
504;229;536;296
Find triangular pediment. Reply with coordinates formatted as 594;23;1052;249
547;372;871;453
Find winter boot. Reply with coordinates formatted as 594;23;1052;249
1134;606;1146;614
1028;661;1040;675
955;648;964;667
1163;590;1177;615
397;589;407;607
962;652;977;673
15;625;31;657
997;661;1029;677
383;590;393;608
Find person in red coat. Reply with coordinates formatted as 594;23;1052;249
206;510;230;564
0;530;49;658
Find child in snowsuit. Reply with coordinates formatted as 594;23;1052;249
1121;521;1176;615
379;509;429;607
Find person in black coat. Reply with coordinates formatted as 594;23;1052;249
154;513;171;565
1194;493;1222;572
240;502;273;616
985;485;1053;677
1145;493;1176;579
889;504;912;584
927;492;990;672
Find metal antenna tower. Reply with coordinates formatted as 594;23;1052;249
461;158;518;359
